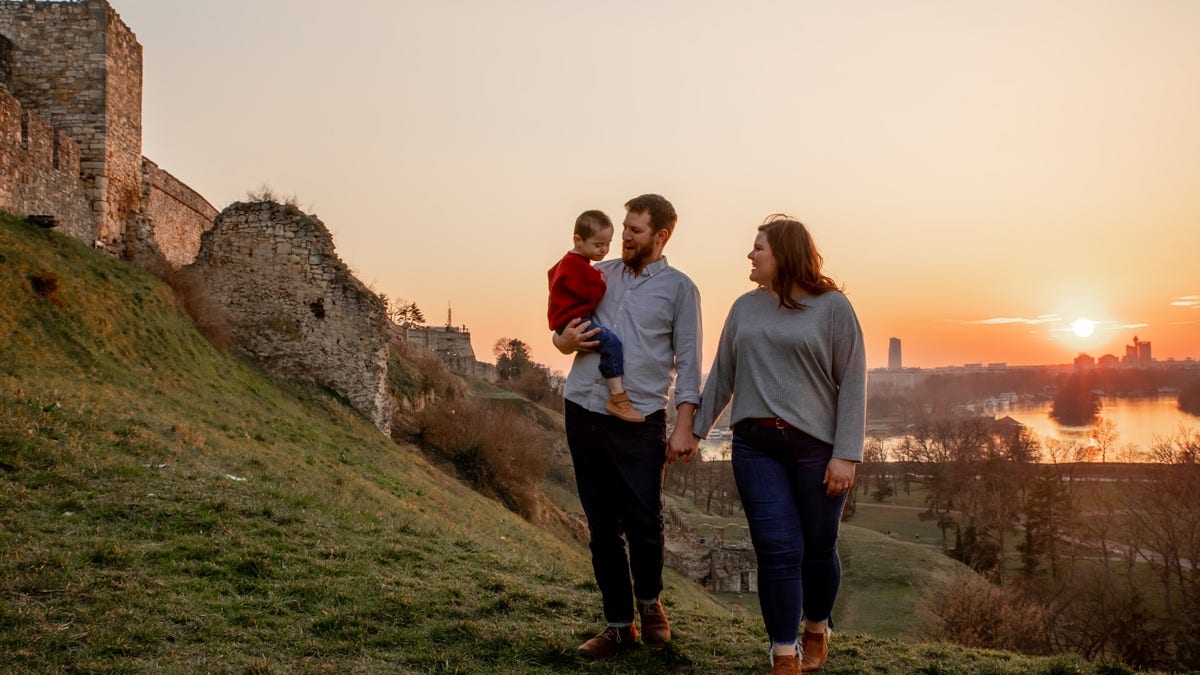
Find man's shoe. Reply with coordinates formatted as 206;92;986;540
577;625;638;660
771;652;801;675
606;392;645;423
799;629;829;672
638;600;671;646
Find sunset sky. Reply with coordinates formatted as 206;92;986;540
108;0;1200;374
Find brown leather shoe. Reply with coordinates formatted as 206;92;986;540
638;600;671;646
577;625;638;660
771;652;801;675
605;392;646;423
800;629;829;672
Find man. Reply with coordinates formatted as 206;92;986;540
552;193;702;659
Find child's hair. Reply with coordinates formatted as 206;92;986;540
574;210;613;240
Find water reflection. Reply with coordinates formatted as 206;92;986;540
694;396;1197;462
1001;395;1196;452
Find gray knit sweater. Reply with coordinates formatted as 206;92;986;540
692;288;867;462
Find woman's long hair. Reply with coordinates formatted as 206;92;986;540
758;214;841;310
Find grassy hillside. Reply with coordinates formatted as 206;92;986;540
0;214;1127;673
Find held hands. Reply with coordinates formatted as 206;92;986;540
666;403;699;464
666;426;699;464
552;317;601;355
823;458;857;498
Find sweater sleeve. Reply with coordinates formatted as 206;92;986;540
693;301;738;438
559;259;605;311
830;294;867;462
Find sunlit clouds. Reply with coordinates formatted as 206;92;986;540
1171;296;1200;308
952;315;1060;325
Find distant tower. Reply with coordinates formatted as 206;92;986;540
446;301;452;328
1124;335;1152;368
888;337;903;370
1138;339;1152;368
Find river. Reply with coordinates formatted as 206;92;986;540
995;395;1197;456
698;395;1198;462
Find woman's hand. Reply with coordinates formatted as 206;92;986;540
823;458;857;498
551;318;601;354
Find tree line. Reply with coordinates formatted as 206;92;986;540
668;415;1200;670
867;418;1199;670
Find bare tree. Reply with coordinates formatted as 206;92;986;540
1089;418;1119;463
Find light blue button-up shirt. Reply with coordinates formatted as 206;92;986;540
563;257;703;416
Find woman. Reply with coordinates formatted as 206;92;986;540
693;215;866;674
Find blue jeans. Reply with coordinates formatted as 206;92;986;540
585;317;624;380
732;422;847;645
565;400;666;624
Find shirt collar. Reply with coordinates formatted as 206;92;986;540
624;256;670;278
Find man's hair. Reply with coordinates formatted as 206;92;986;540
624;194;677;235
574;210;613;240
757;214;842;310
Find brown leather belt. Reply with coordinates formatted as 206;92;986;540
747;417;792;429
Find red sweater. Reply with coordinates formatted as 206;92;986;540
547;252;606;331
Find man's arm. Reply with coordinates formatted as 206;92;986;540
551;317;602;354
667;402;699;463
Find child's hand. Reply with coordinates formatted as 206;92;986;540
599;270;607;282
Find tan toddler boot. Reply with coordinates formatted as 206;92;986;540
605;392;645;423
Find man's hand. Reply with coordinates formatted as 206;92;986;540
552;318;601;355
823;458;857;497
666;403;699;463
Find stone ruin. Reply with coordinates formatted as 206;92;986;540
187;201;392;432
0;0;489;436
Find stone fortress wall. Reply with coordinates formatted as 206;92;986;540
0;0;216;264
132;159;220;267
0;72;92;239
0;0;490;431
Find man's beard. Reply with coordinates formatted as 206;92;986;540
622;239;655;271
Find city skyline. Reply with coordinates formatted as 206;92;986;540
876;335;1192;372
106;1;1200;374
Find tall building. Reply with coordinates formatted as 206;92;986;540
888;337;902;370
1123;336;1153;368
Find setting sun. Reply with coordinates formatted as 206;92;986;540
1071;317;1096;338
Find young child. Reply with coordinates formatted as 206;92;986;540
547;210;644;423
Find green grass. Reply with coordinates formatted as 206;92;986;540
851;503;947;547
0;213;1139;673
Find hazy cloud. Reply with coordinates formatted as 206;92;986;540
951;314;1059;325
1171;295;1200;308
1117;323;1149;329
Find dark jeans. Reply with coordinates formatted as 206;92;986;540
565;399;667;624
731;422;847;645
587;318;624;380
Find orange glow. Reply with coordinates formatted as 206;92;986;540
109;1;1200;373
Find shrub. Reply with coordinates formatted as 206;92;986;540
920;576;1052;655
411;396;550;522
131;249;232;351
158;265;232;351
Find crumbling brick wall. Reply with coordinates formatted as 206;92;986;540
128;159;218;268
0;82;91;237
188;201;392;432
